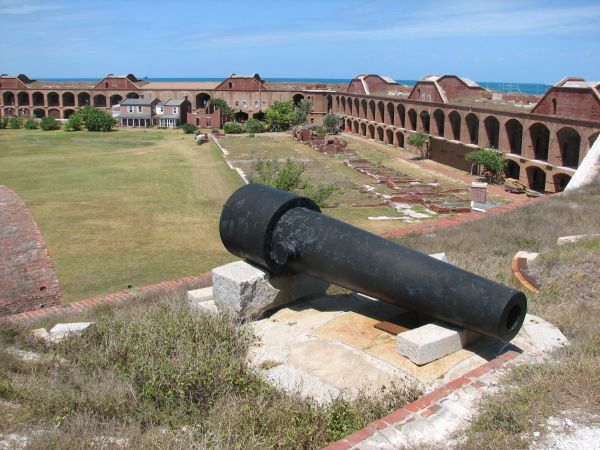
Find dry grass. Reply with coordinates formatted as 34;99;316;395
392;182;600;448
0;292;420;449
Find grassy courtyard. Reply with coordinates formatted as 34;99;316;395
0;128;243;302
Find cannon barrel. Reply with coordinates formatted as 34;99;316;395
219;184;527;342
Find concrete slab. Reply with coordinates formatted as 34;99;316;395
187;286;213;305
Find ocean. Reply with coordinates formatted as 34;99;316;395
40;77;551;95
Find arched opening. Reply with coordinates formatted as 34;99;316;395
63;109;75;119
17;92;29;106
341;97;347;114
368;100;376;121
234;111;248;122
368;124;375;139
196;93;210;109
3;92;15;106
448;111;461;140
361;99;368;119
377;126;384;142
110;94;123;106
3;107;15;117
18;108;30;118
360;122;367;136
126;92;139;99
32;92;44;106
527;166;546;192
48;109;60;118
397;104;405;128
552;98;557;115
407;109;417;131
346;118;352;131
293;94;304;106
396;131;404;148
33;108;45;118
506;160;521;179
62;92;75;106
253;111;265;121
505;119;523;154
589;131;599;148
419;110;430;133
553;173;571;192
377;101;385;123
335;95;340;111
433;109;444;136
353;98;360;117
465;113;479;145
557;127;581;168
327;95;333;113
484;116;500;148
94;94;107;107
386;129;394;144
47;92;59;107
78;92;90;107
353;120;359;134
386;102;395;126
529;123;550;161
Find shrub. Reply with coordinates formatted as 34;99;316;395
40;116;61;131
265;100;295;131
210;98;234;117
465;147;507;183
81;107;116;132
8;116;21;129
293;98;313;125
182;123;198;134
0;116;7;129
63;114;83;132
323;114;340;133
407;132;429;159
24;118;38;129
243;118;264;134
223;122;243;134
311;126;328;136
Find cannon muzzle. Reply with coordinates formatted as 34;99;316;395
219;184;526;342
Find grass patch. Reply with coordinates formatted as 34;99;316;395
0;293;419;448
0;129;243;301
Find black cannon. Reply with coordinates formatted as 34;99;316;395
219;184;527;342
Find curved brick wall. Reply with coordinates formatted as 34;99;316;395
0;185;62;317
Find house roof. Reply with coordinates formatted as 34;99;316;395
121;98;156;106
163;98;185;106
142;81;219;90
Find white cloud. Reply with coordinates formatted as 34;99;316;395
0;0;63;15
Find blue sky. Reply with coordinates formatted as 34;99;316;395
1;0;598;84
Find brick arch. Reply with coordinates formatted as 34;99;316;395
360;122;366;136
465;113;479;145
526;165;547;192
529;122;550;161
407;108;417;131
396;104;405;128
62;92;75;106
385;128;394;144
386;102;395;126
340;96;347;114
32;91;44;106
589;131;599;148
353;98;360;117
353;120;359;134
505;159;521;179
396;131;405;147
368;99;376;121
78;92;91;107
345;118;352;131
448;110;461;140
377;101;385;123
33;108;45;118
360;99;368;119
94;94;107;107
376;125;384;142
505;119;523;154
368;123;375;139
110;94;123;106
419;110;430;133
484;115;500;148
557;127;581;168
0;185;62;317
4;107;15;117
47;92;59;107
48;108;60;119
63;109;75;119
553;173;572;192
17;91;29;106
3;91;15;106
433;109;444;137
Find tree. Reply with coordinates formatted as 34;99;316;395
223;122;243;134
40;116;61;130
293;99;313;125
243;118;265;134
407;132;429;159
210;98;234;117
265;100;295;131
322;113;340;133
79;106;116;131
250;157;335;207
465;147;507;183
24;118;38;129
182;123;198;134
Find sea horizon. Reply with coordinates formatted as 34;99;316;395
35;77;552;95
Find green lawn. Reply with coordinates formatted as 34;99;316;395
0;128;243;302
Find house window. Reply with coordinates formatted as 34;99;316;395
158;106;164;113
254;100;259;108
242;100;248;108
173;107;178;114
128;106;133;113
262;100;266;107
229;82;233;89
137;106;142;113
235;100;239;106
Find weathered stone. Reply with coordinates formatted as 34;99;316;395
556;234;600;246
48;322;94;342
187;286;213;308
192;299;219;315
212;261;328;319
263;363;341;404
397;323;477;365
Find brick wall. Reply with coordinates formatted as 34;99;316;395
0;186;63;317
533;88;600;122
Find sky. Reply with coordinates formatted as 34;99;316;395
0;0;599;84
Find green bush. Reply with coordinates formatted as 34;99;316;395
182;123;198;134
210;98;234;116
223;122;243;134
465;147;507;183
63;114;83;132
40;116;61;131
323;114;340;133
311;126;328;136
0;116;7;129
407;132;429;159
243;118;264;134
8;116;21;129
24;118;38;130
80;106;116;132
